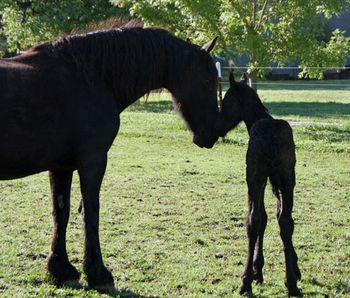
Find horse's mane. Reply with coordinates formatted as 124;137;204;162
29;25;199;109
69;17;144;35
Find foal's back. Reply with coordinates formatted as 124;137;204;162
247;118;295;178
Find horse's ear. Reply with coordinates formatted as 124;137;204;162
240;72;249;84
229;70;236;87
201;36;218;53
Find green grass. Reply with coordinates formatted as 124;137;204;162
0;86;349;297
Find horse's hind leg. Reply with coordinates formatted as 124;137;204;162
272;171;302;297
253;192;267;284
47;170;80;285
239;171;267;296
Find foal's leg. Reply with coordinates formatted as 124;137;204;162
78;152;114;290
275;171;302;297
47;170;80;284
240;171;267;295
253;190;267;284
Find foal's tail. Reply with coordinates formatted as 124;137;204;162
269;174;282;199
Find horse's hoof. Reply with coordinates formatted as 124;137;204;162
94;283;116;294
85;264;115;292
47;254;81;285
288;287;303;297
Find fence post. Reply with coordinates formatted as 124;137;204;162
216;61;223;109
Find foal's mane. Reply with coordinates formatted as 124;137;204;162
237;82;268;113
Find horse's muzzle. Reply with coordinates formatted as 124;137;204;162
193;134;218;149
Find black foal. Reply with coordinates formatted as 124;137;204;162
216;72;302;297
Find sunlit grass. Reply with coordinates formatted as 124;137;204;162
0;86;349;297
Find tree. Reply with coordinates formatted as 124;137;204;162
0;0;129;55
111;0;350;89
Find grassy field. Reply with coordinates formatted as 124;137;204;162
0;83;349;297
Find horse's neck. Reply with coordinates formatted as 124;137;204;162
244;110;273;131
105;63;165;112
99;34;171;112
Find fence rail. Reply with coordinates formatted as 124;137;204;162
220;82;350;87
215;62;350;88
222;66;350;70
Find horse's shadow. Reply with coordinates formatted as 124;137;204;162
100;287;158;298
266;101;350;118
63;282;158;298
31;280;159;298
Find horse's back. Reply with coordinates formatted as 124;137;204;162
0;55;79;178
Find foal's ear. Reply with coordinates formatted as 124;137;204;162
201;36;218;53
240;72;249;84
229;70;236;87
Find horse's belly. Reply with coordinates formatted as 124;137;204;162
0;156;76;180
0;132;75;180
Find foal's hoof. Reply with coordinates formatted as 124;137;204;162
239;284;253;297
253;271;264;284
239;290;253;297
288;286;303;297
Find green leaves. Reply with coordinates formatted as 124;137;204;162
299;29;350;79
0;0;125;54
111;0;350;79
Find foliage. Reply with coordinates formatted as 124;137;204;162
0;0;128;54
111;0;350;79
0;86;350;296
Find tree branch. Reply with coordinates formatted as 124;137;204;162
252;0;256;28
230;1;248;27
255;0;269;31
182;0;228;50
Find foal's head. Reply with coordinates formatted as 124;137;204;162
215;71;267;137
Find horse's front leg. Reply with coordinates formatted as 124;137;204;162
78;152;114;290
47;170;80;285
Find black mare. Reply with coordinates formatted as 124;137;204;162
216;72;302;297
0;27;219;290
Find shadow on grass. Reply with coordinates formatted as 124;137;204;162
61;283;159;298
221;80;350;92
127;100;174;114
28;278;159;298
101;287;159;298
127;100;350;121
302;277;350;296
258;82;350;91
301;126;350;143
266;102;350;118
333;280;350;294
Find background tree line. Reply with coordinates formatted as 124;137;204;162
0;0;128;55
1;0;349;84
